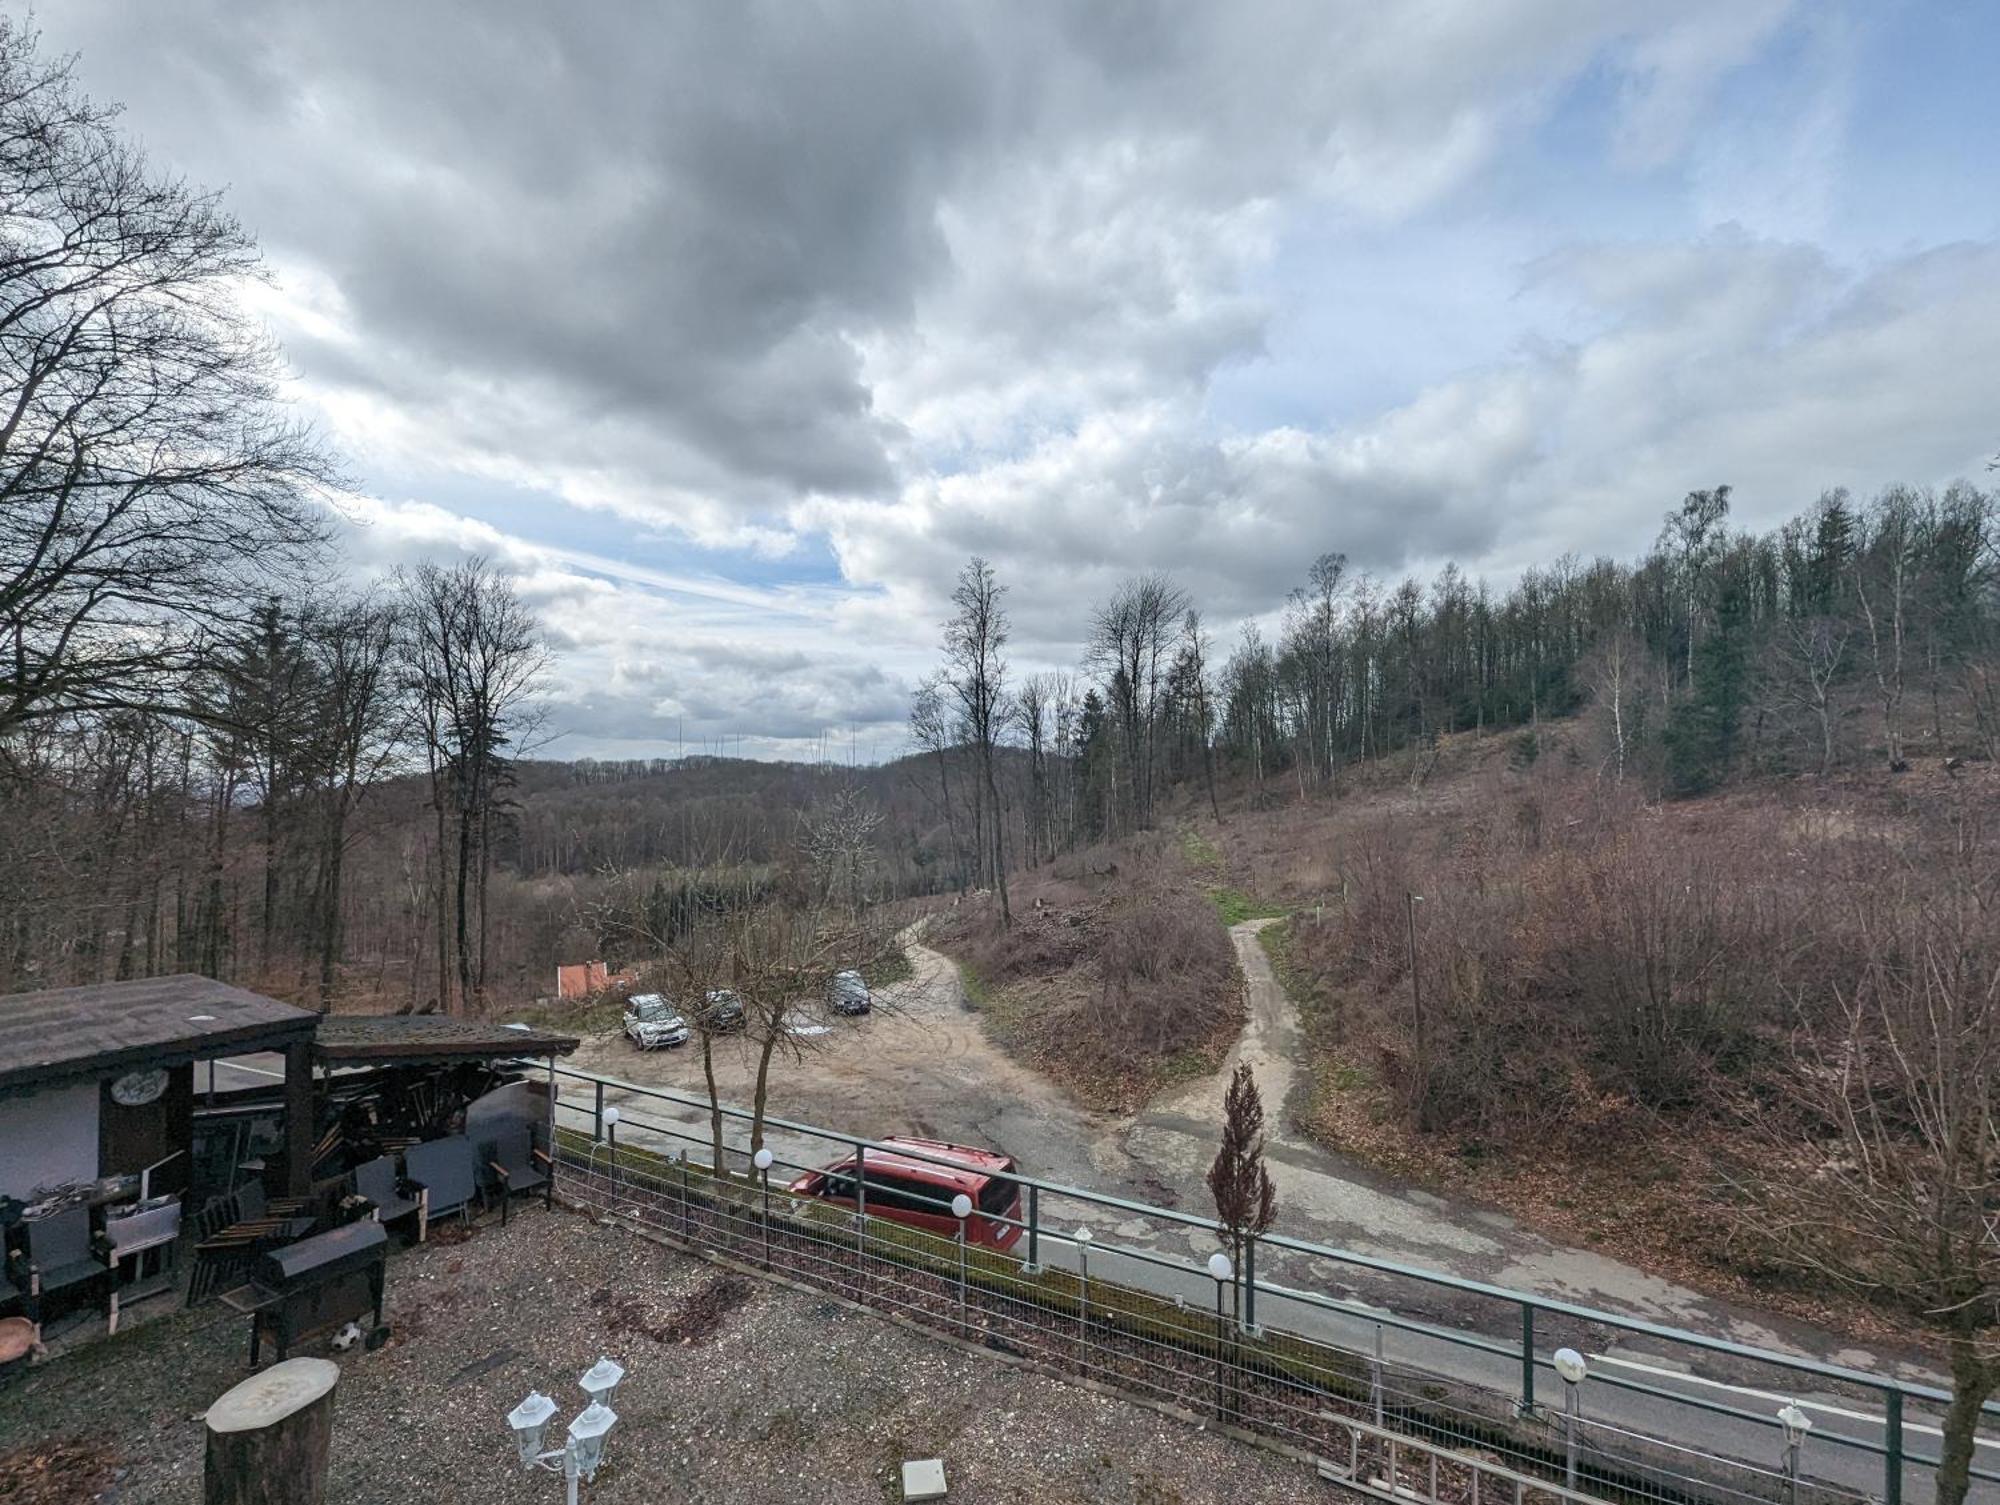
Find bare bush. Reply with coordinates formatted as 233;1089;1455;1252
1294;760;1950;1141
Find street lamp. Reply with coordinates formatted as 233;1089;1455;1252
1074;1226;1093;1339
579;1357;624;1406
753;1148;775;1267
1207;1253;1233;1418
1405;894;1425;1101
1777;1402;1813;1504
507;1392;557;1467
508;1364;624;1503
601;1106;620;1191
1553;1347;1587;1488
951;1193;973;1325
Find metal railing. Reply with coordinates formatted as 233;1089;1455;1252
542;1063;1997;1505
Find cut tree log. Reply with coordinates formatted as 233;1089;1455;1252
203;1357;340;1505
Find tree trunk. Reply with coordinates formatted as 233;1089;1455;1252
984;746;1010;927
455;798;475;1013
700;1031;726;1174
749;1025;781;1158
1936;1333;1994;1505
316;817;344;1011
203;1357;339;1505
428;747;451;1015
933;749;963;893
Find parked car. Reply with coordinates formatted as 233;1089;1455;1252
826;969;872;1015
698;989;746;1032
788;1136;1022;1250
623;994;690;1050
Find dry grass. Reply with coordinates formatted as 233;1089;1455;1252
1221;729;2000;1334
933;837;1243;1110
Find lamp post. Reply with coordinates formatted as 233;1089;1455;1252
507;1361;625;1504
1405;894;1424;1110
1208;1252;1233;1419
1073;1226;1093;1342
951;1193;973;1327
1553;1347;1587;1489
1777;1402;1813;1505
753;1148;774;1267
601;1107;620;1196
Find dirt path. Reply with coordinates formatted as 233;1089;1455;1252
567;931;1126;1186
567;919;1942;1390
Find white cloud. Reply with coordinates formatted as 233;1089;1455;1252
35;1;1999;758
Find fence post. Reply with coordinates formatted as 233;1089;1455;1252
1243;1236;1259;1335
1518;1305;1536;1416
853;1141;868;1270
1372;1322;1385;1428
1021;1184;1042;1274
593;1080;605;1142
1884;1388;1902;1505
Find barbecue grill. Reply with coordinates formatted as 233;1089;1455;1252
220;1220;389;1366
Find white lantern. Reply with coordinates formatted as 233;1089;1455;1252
752;1148;774;1172
1777;1402;1813;1446
566;1400;618;1481
601;1106;620;1128
950;1193;973;1220
579;1356;625;1405
506;1391;558;1468
1553;1347;1588;1385
1073;1226;1093;1245
1207;1251;1233;1282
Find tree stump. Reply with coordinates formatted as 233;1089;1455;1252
203;1357;340;1505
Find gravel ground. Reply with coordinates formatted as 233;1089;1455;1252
0;1206;1352;1504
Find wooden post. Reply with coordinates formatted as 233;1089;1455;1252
282;1041;314;1198
204;1357;339;1505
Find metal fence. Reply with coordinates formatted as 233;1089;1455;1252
541;1063;1996;1505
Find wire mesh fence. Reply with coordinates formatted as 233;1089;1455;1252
542;1065;1992;1505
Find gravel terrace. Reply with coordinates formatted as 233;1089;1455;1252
0;1206;1350;1505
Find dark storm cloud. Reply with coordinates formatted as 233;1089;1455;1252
32;1;2000;757
47;1;1020;505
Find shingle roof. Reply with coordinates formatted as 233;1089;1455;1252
0;975;318;1096
310;1014;578;1066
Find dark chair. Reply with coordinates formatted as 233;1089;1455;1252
353;1155;424;1238
403;1136;479;1241
9;1206;109;1347
479;1124;552;1225
186;1179;318;1308
193;1178;310;1242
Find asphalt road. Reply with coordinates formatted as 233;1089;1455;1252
559;923;1984;1503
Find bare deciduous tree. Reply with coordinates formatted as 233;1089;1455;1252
399;558;547;1012
0;23;332;735
1727;828;1998;1505
1088;573;1191;833
944;557;1011;926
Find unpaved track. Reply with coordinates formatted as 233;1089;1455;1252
563;919;1962;1498
570;919;1939;1386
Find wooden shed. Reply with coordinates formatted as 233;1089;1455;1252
0;976;320;1204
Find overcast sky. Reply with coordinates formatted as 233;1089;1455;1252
34;1;2000;760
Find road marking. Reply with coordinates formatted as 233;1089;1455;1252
1588;1352;1984;1448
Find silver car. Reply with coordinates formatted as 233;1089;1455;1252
623;993;690;1050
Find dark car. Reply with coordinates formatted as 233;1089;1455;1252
826;970;872;1015
788;1136;1022;1251
698;988;746;1032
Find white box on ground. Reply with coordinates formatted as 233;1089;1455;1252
902;1458;948;1500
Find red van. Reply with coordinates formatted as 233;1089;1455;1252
789;1136;1023;1251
